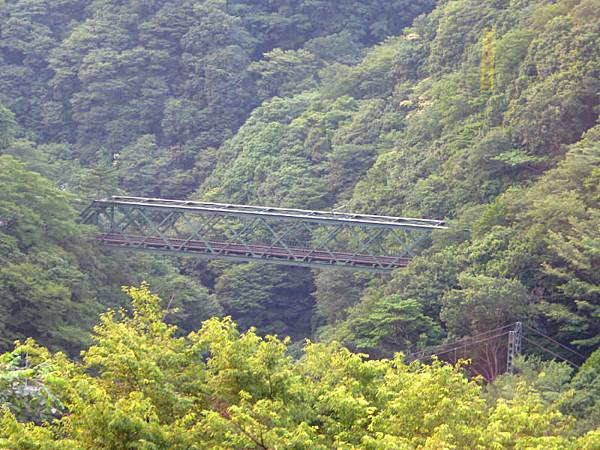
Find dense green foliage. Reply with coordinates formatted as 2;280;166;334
0;0;438;346
0;0;599;440
0;154;99;353
196;0;600;365
1;286;599;448
0;154;222;352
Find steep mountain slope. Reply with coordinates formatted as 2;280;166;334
189;0;600;359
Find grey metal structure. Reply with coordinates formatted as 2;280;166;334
506;322;523;373
80;196;446;272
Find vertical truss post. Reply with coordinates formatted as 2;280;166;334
109;204;115;232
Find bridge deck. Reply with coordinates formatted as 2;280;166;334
98;233;410;271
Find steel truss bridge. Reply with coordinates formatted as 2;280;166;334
80;196;446;272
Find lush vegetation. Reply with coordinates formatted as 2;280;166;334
0;0;598;443
1;285;600;448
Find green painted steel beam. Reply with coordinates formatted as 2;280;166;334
97;243;399;273
92;196;446;229
80;196;447;272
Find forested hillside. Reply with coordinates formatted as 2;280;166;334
0;0;599;445
0;0;437;347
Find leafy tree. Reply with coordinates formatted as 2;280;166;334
487;355;573;407
440;274;528;380
214;263;314;340
249;48;321;101
345;295;443;358
0;155;100;353
0;105;16;148
559;347;600;435
313;270;372;325
1;285;597;448
0;345;65;424
441;274;528;338
0;0;598;418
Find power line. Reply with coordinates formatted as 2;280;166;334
428;331;511;360
523;324;586;360
406;321;586;370
521;336;580;368
409;323;515;355
409;330;511;362
407;323;516;360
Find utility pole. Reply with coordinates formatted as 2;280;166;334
506;322;522;374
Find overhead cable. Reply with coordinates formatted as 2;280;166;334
523;324;586;359
410;330;511;362
521;336;579;368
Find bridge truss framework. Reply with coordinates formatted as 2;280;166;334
80;196;446;272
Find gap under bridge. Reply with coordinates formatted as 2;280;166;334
80;196;446;272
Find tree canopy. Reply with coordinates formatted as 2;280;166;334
1;285;599;448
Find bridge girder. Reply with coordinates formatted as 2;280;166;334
80;196;446;272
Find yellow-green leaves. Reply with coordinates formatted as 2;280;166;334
1;285;597;448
